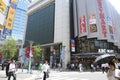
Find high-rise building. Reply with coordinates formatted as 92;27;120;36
11;0;31;45
25;0;120;68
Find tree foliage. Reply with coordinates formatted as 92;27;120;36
33;45;44;61
2;37;17;59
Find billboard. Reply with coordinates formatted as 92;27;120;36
5;7;16;30
89;14;97;33
0;0;7;14
80;16;86;34
74;0;88;37
97;0;107;38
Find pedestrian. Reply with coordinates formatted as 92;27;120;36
43;60;50;80
39;62;43;73
5;59;11;77
107;61;120;80
79;62;83;72
101;63;105;73
58;63;62;72
8;60;16;80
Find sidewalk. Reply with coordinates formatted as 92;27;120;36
0;69;39;80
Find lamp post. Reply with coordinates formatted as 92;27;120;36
28;41;33;73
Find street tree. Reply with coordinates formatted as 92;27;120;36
3;37;17;59
33;45;44;62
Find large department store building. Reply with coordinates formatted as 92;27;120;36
25;0;120;68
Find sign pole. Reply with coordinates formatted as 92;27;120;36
28;41;33;73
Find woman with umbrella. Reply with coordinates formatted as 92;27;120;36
107;61;120;80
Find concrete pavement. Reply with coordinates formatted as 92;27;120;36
34;70;108;80
0;69;39;80
0;69;109;80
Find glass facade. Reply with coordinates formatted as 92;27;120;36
12;0;28;41
25;3;55;46
76;37;119;53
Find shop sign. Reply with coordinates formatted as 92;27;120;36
98;49;114;53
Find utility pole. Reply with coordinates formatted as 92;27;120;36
28;41;33;73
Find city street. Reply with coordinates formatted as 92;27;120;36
34;70;108;80
0;69;108;80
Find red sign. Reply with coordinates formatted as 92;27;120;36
80;16;86;34
26;46;34;58
98;0;107;37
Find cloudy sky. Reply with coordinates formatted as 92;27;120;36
108;0;120;14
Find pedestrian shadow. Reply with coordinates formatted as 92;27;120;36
35;77;42;80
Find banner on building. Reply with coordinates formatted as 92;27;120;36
0;24;3;30
3;28;12;35
97;0;107;38
80;16;86;34
5;7;16;30
0;0;7;14
106;16;114;41
76;0;88;37
71;39;75;52
89;14;97;33
86;0;99;38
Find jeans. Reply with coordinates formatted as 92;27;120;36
8;72;16;80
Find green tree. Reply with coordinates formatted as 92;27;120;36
33;45;44;62
3;37;17;59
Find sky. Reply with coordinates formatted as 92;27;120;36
29;0;120;14
108;0;120;14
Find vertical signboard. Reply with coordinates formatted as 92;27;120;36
97;0;107;39
76;0;88;37
106;16;114;42
5;7;16;30
71;39;75;52
80;16;86;34
86;0;99;38
0;0;7;14
89;14;97;33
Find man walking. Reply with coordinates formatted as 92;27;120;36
43;60;50;80
8;60;16;80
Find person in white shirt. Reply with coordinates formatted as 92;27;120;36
107;61;120;80
43;60;49;80
8;60;16;80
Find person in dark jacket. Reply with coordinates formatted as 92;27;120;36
6;60;11;77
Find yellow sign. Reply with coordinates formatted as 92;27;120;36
0;24;3;30
11;0;18;4
5;7;16;30
0;0;7;14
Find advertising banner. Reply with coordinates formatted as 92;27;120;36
0;13;5;25
80;16;86;34
106;16;114;42
97;0;107;39
89;14;97;33
0;0;7;14
3;28;12;35
5;7;16;30
0;24;3;30
76;0;88;37
86;0;99;38
71;39;75;52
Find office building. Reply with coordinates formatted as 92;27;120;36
25;0;120;68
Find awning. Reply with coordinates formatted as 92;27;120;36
72;53;119;58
